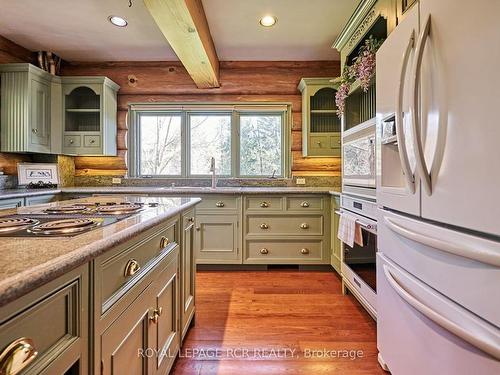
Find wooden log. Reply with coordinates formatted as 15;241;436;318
291;151;341;171
291;130;302;152
291;111;302;131
117;130;127;151
117;110;128;130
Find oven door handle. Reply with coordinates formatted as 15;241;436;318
335;210;377;232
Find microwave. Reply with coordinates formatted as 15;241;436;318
342;121;376;191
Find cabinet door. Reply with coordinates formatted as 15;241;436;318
181;213;195;339
331;196;341;273
152;250;180;375
0;197;24;209
25;194;58;206
195;214;241;264
30;78;50;151
101;282;154;375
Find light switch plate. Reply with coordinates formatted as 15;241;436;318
112;178;122;184
296;178;306;185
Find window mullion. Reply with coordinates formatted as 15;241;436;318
183;112;189;177
232;111;240;178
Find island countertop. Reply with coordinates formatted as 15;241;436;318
0;195;201;307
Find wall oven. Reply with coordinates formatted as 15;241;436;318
342;120;376;197
336;194;377;319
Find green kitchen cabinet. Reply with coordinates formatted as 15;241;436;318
0;63;62;154
0;197;24;210
331;195;341;274
298;78;341;157
181;210;196;339
61;76;119;156
195;214;241;264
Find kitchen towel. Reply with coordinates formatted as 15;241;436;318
337;212;364;248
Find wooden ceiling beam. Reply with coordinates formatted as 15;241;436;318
143;0;220;88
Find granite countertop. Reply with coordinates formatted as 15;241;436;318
62;186;341;195
0;195;201;307
0;186;342;199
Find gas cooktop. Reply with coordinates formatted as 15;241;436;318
0;200;159;237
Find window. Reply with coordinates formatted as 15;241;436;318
190;114;231;175
129;104;290;178
139;114;182;176
239;114;282;176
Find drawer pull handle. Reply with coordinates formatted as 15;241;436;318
300;223;309;229
32;128;38;134
260;223;269;230
188;217;195;223
300;248;310;255
0;337;38;375
260;248;269;255
124;259;140;277
160;236;170;249
300;201;310;208
215;201;225;207
260;201;269;208
149;307;163;324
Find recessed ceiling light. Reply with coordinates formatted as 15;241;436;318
259;15;277;27
108;15;128;27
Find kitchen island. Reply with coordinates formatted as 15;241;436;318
0;195;200;375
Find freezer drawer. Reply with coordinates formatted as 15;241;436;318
379;209;500;327
377;254;500;375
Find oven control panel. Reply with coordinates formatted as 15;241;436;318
341;194;377;221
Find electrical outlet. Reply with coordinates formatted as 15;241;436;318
296;178;306;185
112;178;122;184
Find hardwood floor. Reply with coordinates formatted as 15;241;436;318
171;269;385;375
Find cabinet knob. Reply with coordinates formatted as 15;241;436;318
260;223;269;230
196;226;201;231
260;201;269;208
215;201;225;207
300;201;310;208
316;141;321;145
0;338;38;375
300;248;310;255
31;128;38;134
300;223;309;229
90;139;95;144
160;236;170;249
124;259;140;277
187;217;195;223
260;248;269;255
69;139;74;144
149;307;163;324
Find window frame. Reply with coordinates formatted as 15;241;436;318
128;103;291;179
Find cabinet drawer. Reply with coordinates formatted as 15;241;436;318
98;220;177;312
0;197;24;210
246;215;323;236
64;135;81;147
84;135;101;148
245;196;284;211
197;195;239;211
245;239;324;263
0;273;83;374
286;196;325;211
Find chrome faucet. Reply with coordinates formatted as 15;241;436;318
209;157;217;189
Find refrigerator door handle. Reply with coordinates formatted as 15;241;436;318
384;216;500;267
395;30;416;194
383;264;500;360
410;14;433;196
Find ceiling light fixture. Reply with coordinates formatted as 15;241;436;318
259;15;277;27
108;15;128;27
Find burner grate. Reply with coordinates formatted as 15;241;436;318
29;218;101;235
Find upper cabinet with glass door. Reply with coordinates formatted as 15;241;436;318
298;78;341;157
62;76;119;156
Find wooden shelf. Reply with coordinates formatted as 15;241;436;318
310;110;337;114
66;108;100;113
